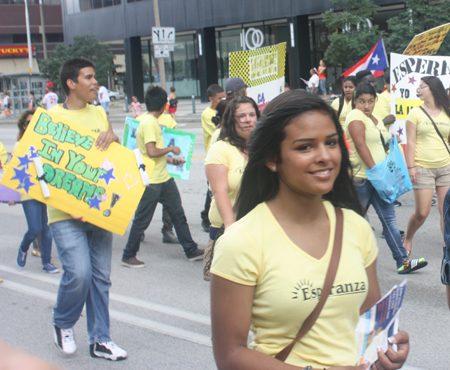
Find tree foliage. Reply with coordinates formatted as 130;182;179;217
385;0;450;56
322;0;384;66
39;33;118;95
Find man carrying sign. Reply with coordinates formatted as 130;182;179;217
50;58;127;361
121;86;204;268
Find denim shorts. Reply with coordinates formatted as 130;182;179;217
414;164;450;189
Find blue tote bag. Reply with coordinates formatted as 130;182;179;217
365;136;412;203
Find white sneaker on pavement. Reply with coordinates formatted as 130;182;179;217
53;324;77;355
90;341;127;361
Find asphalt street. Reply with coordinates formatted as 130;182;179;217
0;100;448;369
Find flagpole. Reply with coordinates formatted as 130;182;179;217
24;0;33;73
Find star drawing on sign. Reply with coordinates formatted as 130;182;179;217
11;167;32;184
100;159;114;171
17;154;33;169
391;84;397;93
28;145;40;159
397;127;404;136
87;194;103;211
408;76;416;85
17;176;36;193
99;168;117;186
372;54;380;65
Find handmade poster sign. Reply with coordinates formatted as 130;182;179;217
389;53;450;143
162;127;196;180
122;117;140;150
0;108;155;235
0;154;21;203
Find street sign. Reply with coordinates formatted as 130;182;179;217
154;45;170;58
152;27;175;44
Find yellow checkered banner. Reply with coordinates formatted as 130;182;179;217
229;42;287;112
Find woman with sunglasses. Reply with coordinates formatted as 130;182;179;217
404;76;450;257
204;96;260;245
14;110;59;274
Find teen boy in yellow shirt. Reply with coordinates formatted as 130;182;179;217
49;58;127;361
121;86;204;268
200;84;225;232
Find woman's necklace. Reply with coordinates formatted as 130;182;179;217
424;103;441;114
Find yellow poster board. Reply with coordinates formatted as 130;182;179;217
0;108;154;235
403;23;450;56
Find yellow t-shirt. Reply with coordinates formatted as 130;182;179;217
0;141;8;170
11;141;32;202
47;104;109;224
345;109;388;179
205;140;246;228
211;201;378;368
202;107;216;154
331;98;352;130
158;112;178;129
407;106;450;168
381;90;391;107
137;112;177;129
208;128;221;153
137;113;171;184
373;93;390;121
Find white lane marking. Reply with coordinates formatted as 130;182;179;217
1;279;212;347
0;264;210;325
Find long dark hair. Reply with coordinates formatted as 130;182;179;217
421;76;450;118
338;76;357;117
235;90;363;220
352;83;377;109
218;96;260;151
17;109;35;140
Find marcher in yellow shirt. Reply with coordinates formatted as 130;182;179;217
210;90;409;369
205;96;259;240
0;141;8;170
404;76;450;257
122;86;203;268
331;76;357;130
346;83;427;274
200;84;226;232
356;70;395;128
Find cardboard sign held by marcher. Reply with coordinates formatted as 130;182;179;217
0;108;155;235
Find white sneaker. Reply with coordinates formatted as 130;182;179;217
90;341;127;361
53;324;77;355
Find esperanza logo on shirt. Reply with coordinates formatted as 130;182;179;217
292;279;366;301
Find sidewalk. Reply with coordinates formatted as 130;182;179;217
0;98;210;125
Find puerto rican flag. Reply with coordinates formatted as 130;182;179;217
342;39;389;78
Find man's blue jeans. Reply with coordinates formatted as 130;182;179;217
20;199;52;264
354;178;407;268
123;178;198;259
50;219;113;344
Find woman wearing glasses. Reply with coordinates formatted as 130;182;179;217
204;96;260;243
14;110;59;274
404;76;450;257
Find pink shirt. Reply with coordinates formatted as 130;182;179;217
131;101;141;118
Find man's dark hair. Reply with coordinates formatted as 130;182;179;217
207;84;224;98
355;70;372;85
383;68;390;84
145;86;167;112
60;58;95;95
30;91;35;96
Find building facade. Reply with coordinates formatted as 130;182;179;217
60;0;405;101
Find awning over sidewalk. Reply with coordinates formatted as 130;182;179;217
0;58;40;75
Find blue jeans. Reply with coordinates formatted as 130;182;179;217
20;199;52;264
50;220;113;344
354;178;407;268
123;178;198;259
319;78;327;95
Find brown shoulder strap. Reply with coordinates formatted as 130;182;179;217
275;207;344;362
419;106;450;155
